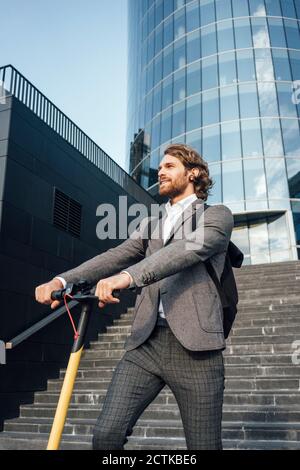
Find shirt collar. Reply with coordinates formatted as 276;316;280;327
165;193;198;215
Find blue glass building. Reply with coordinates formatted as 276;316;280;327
127;0;300;265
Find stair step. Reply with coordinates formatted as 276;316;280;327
0;432;91;450
17;390;300;408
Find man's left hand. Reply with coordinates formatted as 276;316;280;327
95;273;131;308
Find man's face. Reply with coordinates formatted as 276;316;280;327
158;154;190;198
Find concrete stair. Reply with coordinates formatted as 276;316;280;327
0;260;300;450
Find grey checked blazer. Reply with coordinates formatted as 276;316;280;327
57;197;234;352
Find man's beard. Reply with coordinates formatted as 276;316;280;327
159;172;188;198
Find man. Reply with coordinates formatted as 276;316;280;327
35;144;234;450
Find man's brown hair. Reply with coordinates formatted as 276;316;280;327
164;143;213;201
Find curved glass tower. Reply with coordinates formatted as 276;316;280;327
127;0;300;264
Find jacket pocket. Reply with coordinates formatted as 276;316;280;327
192;290;224;333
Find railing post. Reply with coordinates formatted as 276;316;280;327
0;341;6;365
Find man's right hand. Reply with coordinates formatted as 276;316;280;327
35;278;64;310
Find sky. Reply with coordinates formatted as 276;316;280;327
0;0;128;170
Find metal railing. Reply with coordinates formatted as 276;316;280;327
0;299;79;365
0;64;153;204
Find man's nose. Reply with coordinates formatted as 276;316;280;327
158;168;166;179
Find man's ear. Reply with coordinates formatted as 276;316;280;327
192;168;200;179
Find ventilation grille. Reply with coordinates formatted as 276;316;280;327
53;189;82;238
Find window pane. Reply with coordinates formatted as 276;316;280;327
187;29;201;64
150;149;159;186
289;50;300;82
153;83;162;116
215;0;232;20
164;0;174;19
284;19;300;49
281;0;296;18
277;82;298;118
234;18;253;49
249;0;266;16
220;85;239;121
172;101;186;138
173;68;186;103
221;121;242;160
222;160;244;202
174;37;186;71
286;159;300;198
268;18;287;48
208;163;222;204
265;158;289;199
241;119;263;157
147;35;155;63
202;89;219;126
203;125;221;163
163;44;173;78
154;53;163;87
186;128;202;154
187;62;201;95
219;51;237;86
236;49;256;82
186;94;201;132
146;61;154;93
148;6;155;37
202;56;218;90
174;8;186;40
186;1;200;32
249;220;270;264
257;82;278;117
155;0;164;27
261;118;284;156
155;24;163;56
217;20;235;53
232;0;249;16
164;15;174;47
162;75;173;109
273;49;292;81
239;83;259;118
201;24;217;57
268;214;291;263
200;0;215;27
151;115;161;149
251;18;270;48
231;224;250;257
292;201;300;245
281;119;300;157
243;159;267;200
145;92;153;124
255;49;274;81
265;0;281;16
161;107;172;142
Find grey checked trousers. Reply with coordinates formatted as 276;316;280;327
92;323;225;450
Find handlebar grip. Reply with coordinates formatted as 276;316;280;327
112;289;121;298
51;290;64;301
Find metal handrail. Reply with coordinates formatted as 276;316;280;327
0;300;79;364
0;64;153;204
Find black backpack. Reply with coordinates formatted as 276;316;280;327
194;204;244;338
142;203;244;339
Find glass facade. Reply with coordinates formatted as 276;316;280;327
127;0;300;264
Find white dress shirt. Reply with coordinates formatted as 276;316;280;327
155;193;198;318
56;193;198;320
